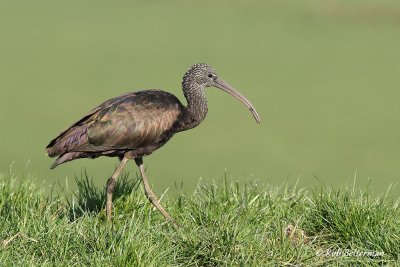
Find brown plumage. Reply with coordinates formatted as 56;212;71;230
46;63;260;227
47;90;184;168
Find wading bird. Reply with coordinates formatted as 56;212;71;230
46;63;260;228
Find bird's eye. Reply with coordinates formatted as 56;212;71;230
208;74;213;78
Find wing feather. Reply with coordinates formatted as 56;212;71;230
46;90;183;157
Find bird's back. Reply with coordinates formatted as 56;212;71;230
46;90;185;168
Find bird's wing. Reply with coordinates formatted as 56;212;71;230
46;90;183;156
48;91;136;143
46;92;136;156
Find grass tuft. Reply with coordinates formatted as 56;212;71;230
0;172;398;266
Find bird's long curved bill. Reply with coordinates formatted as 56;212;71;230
215;78;261;124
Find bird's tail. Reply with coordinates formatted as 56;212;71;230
50;152;85;169
46;125;89;158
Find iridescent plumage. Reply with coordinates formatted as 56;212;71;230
47;90;185;168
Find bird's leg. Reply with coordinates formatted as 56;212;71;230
106;157;129;222
134;157;179;229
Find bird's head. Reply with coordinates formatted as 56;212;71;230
183;63;217;87
182;63;261;124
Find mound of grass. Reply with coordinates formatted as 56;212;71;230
0;172;398;266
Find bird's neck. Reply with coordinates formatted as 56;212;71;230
180;83;208;131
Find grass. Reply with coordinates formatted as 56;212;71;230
0;171;398;266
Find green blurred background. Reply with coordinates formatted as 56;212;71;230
1;0;399;195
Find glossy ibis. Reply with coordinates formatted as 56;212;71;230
46;63;260;228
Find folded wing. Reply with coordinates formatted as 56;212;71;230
46;90;183;167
